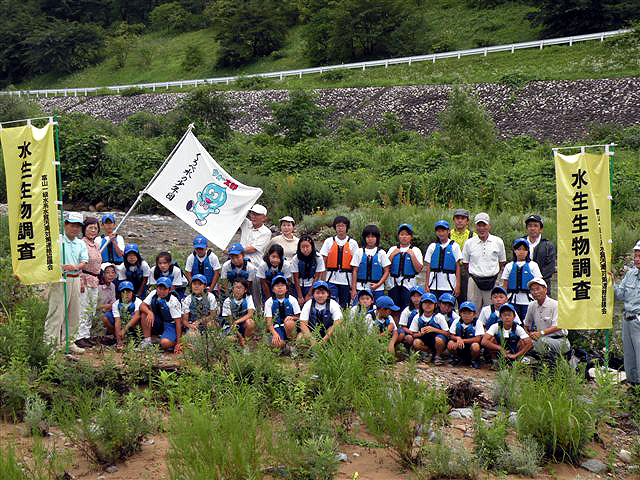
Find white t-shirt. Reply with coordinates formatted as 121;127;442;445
486;322;529;340
501;260;542;305
290;253;326;287
364;312;397;334
148;265;184;287
240;218;272;266
320;236;360;286
526;236;541;253
94;235;125;257
350;304;375;320
385;245;423;289
220;259;257;283
462;234;506;277
299;299;343;323
111;298;142;318
263;295;301;318
449;318;485;337
409;313;449;333
117;260;151;281
256;259;293;280
477;305;522;326
268;234;299;262
350;247;390;291
181;292;218;315
184;252;222;275
143;291;182;320
424;241;462;291
222;295;256;317
398;306;419;327
439;310;460;327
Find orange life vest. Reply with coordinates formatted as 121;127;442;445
325;237;353;272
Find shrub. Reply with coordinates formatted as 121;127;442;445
120;87;145;96
123;111;165;138
24;394;48;437
418;433;479;479
472;408;508;470
492;436;544;476
282;175;335;218
0;368;30;421
0;441;69;480
181;45;204;71
169;88;234;141
234;76;273;90
319;69;351;82
182;325;232;370
263;90;329;144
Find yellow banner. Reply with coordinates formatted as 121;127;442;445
1;123;61;284
555;152;613;329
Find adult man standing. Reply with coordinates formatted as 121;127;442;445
522;214;556;294
450;209;474;303
240;204;272;307
614;241;640;386
44;212;88;354
462;212;506;310
523;277;570;355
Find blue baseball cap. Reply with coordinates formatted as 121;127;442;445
438;293;456;305
117;281;134;292
228;243;244;255
499;303;517;315
512;238;529;249
375;295;400;311
491;286;507;296
271;274;288;287
397;223;414;234
409;286;425;296
420;292;438;304
191;274;207;284
193;235;208;248
156;277;172;289
459;301;476;312
124;244;139;255
312;280;330;292
434;220;450;230
357;288;374;299
101;213;115;224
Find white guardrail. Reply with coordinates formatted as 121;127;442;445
1;29;629;98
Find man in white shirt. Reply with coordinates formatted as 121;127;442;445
462;212;506;311
523;277;569;355
239;204;272;309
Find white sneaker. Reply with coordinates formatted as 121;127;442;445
68;343;85;354
137;338;153;351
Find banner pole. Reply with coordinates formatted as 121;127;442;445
53;115;69;354
604;143;615;365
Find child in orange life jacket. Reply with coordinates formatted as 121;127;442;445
185;235;221;291
481;303;532;362
350;289;375;321
220;279;256;346
220;244;257;297
386;224;423;311
148;252;186;299
438;293;460;328
299;281;343;344
139;277;183;352
320;216;359;308
424;221;462;300
257;244;292;301
181;274;218;336
350;224;390;304
365;296;400;355
264;275;301;351
292;235;326;306
447;301;484;369
501;238;541;322
398;286;424;350
410;292;450;364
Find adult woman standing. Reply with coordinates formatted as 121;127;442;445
76;217;102;349
269;216;299;263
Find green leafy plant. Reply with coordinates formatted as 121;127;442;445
24;394;48;437
472;408;508;470
0;440;70;480
418;432;479;479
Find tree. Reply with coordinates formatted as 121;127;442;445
262;90;328;144
170;88;234;142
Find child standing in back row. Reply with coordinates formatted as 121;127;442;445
320;216;359;308
351;224;390;303
386;224;423;311
96;214;125;266
501;238;541;321
424;221;462;300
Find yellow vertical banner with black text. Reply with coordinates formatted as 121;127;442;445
1;122;61;284
555;152;612;329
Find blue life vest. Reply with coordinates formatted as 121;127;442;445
390;249;417;279
297;257;317;280
153;265;175;283
455;321;476;339
229;297;249;320
264;264;283;286
125;265;145;293
226;259;250;283
191;250;215;285
116;301;136;319
271;297;294;330
375;315;393;334
429;241;457;274
99;236;124;265
442;312;456;328
485;306;499;330
494;321;521;354
188;294;212;324
308;299;335;335
507;261;534;298
417;314;440;331
356;249;383;283
407;309;419;329
150;293;178;323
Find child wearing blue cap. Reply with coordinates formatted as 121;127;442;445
398;286;424;349
477;286;522;330
220;279;255;346
140;277;183;352
117;244;151;298
102;280;143;349
220;243;257;297
264;275;301;351
410;292;450;364
386;224;423;311
501;238;541;321
96;214;125;266
350;289;375;321
350;224;390;303
447;301;484;368
424;220;462;301
481;303;532;362
438;293;459;328
257;244;293;302
185;235;221;291
365;296;400;355
300;281;343;343
181;274;219;336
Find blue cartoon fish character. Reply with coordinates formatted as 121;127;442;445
186;182;227;226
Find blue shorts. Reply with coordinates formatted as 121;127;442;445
274;325;287;341
104;311;116;326
417;332;448;350
161;321;177;343
220;319;247;337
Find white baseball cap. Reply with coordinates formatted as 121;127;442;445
527;277;547;289
634;240;640;251
64;212;84;224
279;216;295;224
249;204;267;215
474;212;490;224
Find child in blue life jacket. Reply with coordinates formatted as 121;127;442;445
140;277;183;352
410;292;450;364
350;289;375;321
291;235;326;306
424;221;462;300
117;244;151;299
102;280;143;349
299;281;343;344
184;235;221;291
501;238;541;322
398;286;424;350
386;224;423;311
148;252;186;299
220;279;255;346
447;301;484;369
320;216;359;308
97;214;125;266
220;243;257;297
181;274;218;336
481;303;532;362
477;286;522;330
438;293;460;328
350;224;390;304
365;296;400;355
264;275;301;351
257;244;292;302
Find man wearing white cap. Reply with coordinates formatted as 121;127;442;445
614;240;640;385
239;204;272;308
462;212;506;310
523;277;570;355
268;216;299;262
44;212;89;354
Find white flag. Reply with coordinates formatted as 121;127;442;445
146;130;262;249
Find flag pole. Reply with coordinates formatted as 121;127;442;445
604;143;615;365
